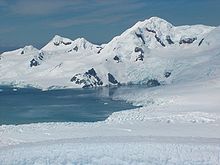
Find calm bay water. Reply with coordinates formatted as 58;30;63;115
0;86;138;125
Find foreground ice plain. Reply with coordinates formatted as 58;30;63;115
0;17;220;164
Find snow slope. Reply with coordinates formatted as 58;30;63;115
1;136;220;165
0;17;220;164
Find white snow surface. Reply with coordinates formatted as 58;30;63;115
0;17;220;164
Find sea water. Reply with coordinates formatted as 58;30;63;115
0;86;138;125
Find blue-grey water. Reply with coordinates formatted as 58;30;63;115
0;86;138;125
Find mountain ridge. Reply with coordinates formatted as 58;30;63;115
0;17;219;89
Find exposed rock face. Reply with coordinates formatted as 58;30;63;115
155;35;166;47
179;37;197;44
146;79;160;87
166;35;174;45
97;46;103;54
30;59;39;67
73;46;78;52
54;40;72;46
135;47;144;61
70;68;103;88
108;73;120;85
198;38;204;46
85;68;97;77
67;45;79;52
164;71;171;78
113;55;120;63
136;54;144;61
38;52;44;60
146;28;156;34
135;32;145;44
62;41;72;45
134;47;144;53
30;52;44;67
146;27;167;47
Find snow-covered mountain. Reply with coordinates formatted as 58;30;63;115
42;35;100;54
1;17;220;164
0;17;219;89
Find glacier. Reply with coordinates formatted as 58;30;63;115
0;17;220;164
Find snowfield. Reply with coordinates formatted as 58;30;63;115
1;136;220;165
0;17;220;164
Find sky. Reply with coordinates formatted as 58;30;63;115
0;0;220;52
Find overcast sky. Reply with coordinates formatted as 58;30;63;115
0;0;220;52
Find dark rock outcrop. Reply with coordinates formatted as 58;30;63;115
136;54;144;61
30;59;39;67
85;68;97;77
97;46;103;54
71;68;103;88
146;28;156;34
62;41;71;45
146;79;160;87
134;47;144;53
166;35;174;45
29;52;44;67
38;52;44;60
108;73;120;85
135;32;145;44
135;47;144;61
54;42;60;46
73;46;78;52
54;41;72;46
155;35;166;47
164;71;171;78
113;55;120;63
198;38;204;46
179;37;197;44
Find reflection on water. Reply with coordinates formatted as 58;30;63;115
0;86;140;125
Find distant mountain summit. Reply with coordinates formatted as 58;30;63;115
42;35;99;53
104;16;213;53
0;17;220;89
